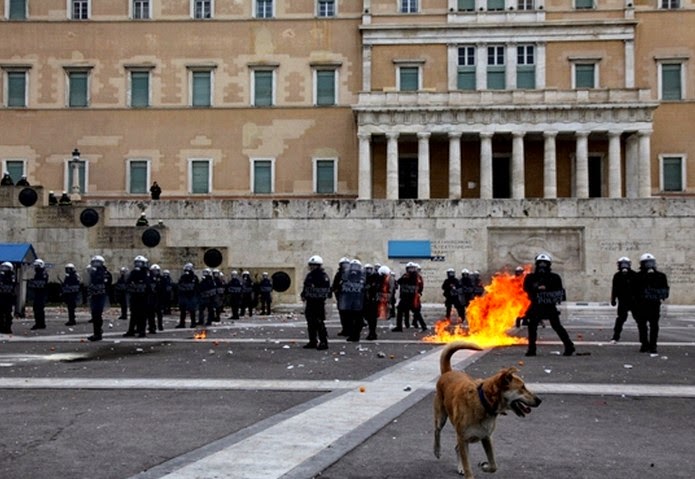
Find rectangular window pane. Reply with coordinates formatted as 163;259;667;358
401;0;418;13
316;160;335;193
129;161;148;194
254;70;273;106
69;71;88;107
6;161;24;183
575;0;593;9
191;161;210;194
487;69;505;89
399;67;419;91
133;0;150;19
192;71;211;107
194;0;211;18
7;72;26;107
575;64;595;88
487;0;505;10
131;71;149;107
317;0;335;16
257;0;273;18
458;0;475;11
517;67;536;89
661;0;680;8
9;0;26;19
517;0;534;10
662;64;682;100
663;157;682;191
316;70;335;106
67;161;86;193
457;69;476;90
458;47;475;66
72;0;89;19
254;161;272;194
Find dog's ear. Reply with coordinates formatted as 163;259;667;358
500;367;518;386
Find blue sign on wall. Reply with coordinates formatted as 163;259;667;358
387;240;431;259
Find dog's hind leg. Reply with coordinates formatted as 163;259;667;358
456;436;475;478
433;396;448;458
479;437;498;473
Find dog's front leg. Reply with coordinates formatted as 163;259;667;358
479;437;498;473
456;437;475;478
433;401;447;458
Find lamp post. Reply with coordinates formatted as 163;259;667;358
70;148;81;200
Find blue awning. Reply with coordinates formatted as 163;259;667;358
387;240;432;259
0;243;37;264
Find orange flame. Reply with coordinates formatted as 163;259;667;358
424;267;531;348
193;329;208;340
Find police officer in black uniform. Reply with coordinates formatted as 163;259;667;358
0;262;17;334
633;253;669;354
522;253;575;357
363;263;380;341
29;259;49;330
86;255;111;341
124;255;151;337
226;270;242;320
332;257;351;337
441;268;462;321
340;260;366;342
258;272;273;315
610;256;638;343
149;264;166;332
114;267;129;320
176;263;199;328
61;263;81;326
301;255;332;350
240;270;255;317
198;268;217;326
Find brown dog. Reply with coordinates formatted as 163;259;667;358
433;341;542;478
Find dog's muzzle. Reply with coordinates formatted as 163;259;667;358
510;396;542;417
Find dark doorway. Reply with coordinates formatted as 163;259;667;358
492;156;511;198
588;155;603;197
399;157;418;199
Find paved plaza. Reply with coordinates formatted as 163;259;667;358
1;303;694;479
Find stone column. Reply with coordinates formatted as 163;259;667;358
506;43;517;90
476;44;486;91
575;131;590;198
386;132;399;200
638;130;652;198
536;43;546;89
357;132;372;200
479;132;493;199
512;131;525;199
448;132;462;199
625;134;639;198
417;132;431;200
543;131;558;199
362;45;372;91
624;39;635;88
607;130;622;198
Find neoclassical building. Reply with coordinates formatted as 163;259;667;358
0;0;692;201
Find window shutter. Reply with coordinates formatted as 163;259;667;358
254;161;272;193
663;157;682;191
6;161;24;183
7;72;26;107
517;67;536;89
399;67;419;91
254;71;273;106
129;161;148;194
575;0;593;8
192;71;211;106
575;64;595;88
67;162;86;193
316;160;335;193
487;68;505;89
316;70;335;106
191;161;210;193
9;0;26;19
69;72;88;107
131;71;149;107
487;0;505;10
457;68;476;90
662;64;681;100
458;0;475;10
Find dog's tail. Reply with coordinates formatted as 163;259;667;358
439;341;483;374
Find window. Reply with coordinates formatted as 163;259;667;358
398;66;420;91
517;0;534;10
314;159;336;194
660;63;683;100
66;158;87;193
4;160;25;183
517;45;536;89
400;0;418;13
128;160;149;194
189;159;211;194
457;46;476;90
71;0;89;19
129;70;150;107
255;0;273;18
6;70;27;107
458;0;475;11
574;63;596;89
67;70;89;107
8;0;26;19
487;46;506;90
253;69;274;106
252;159;274;194
193;0;212;19
487;0;505;10
133;0;150;19
315;69;336;106
191;70;212;107
660;0;680;8
661;155;685;192
317;0;335;17
575;0;594;9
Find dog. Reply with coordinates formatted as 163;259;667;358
433;341;542;478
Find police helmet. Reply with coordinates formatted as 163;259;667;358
640;253;657;270
1;261;13;272
378;265;391;276
515;266;524;273
262;271;269;277
183;262;194;272
350;259;362;267
338;257;350;265
640;253;655;262
535;253;552;263
150;264;161;272
162;269;170;276
617;256;631;269
202;268;212;276
33;259;45;268
364;263;374;270
242;270;250;276
120;266;129;273
308;255;323;266
231;270;238;276
461;268;470;275
91;255;105;266
134;255;148;267
212;269;220;276
446;268;455;273
65;263;76;272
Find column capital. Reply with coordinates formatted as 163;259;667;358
385;131;400;140
576;131;591;139
607;130;622;138
448;131;463;139
479;131;494;140
638;129;653;137
543;130;558;139
512;131;526;139
358;131;372;141
417;131;431;140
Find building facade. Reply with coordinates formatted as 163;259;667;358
0;0;692;200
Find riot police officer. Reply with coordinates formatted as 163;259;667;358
86;255;111;341
301;255;332;350
258;272;273;315
226;270;242;320
393;262;426;332
240;270;255;317
149;264;166;332
441;268;462;321
161;269;173;315
176;263;199;328
29;259;49;330
633;253;669;354
61;263;81;326
198;268;217;326
610;257;638;343
114;267;129;320
340;260;366;342
212;269;225;321
124;255;151;337
522;253;574;357
0;262;16;334
332;257;351;337
363;264;379;340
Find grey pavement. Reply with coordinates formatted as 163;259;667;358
1;303;694;479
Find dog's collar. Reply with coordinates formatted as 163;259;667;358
477;384;498;416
